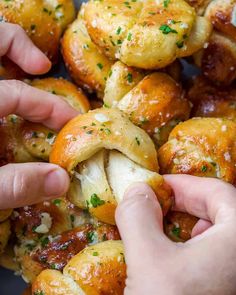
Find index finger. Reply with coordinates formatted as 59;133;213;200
0;80;79;130
164;175;236;224
0;22;51;74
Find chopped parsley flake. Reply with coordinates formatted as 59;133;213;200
160;24;177;34
90;194;105;208
201;165;207;172
87;231;95;243
52;199;61;206
47;132;54;139
164;0;171;8
127;32;132;41
97;63;103;70
116;26;122;35
176;41;184;48
40;237;49;248
126;73;133;83
172;226;180;237
135;137;140;145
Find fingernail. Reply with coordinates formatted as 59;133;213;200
44;168;69;197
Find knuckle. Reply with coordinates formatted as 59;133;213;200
213;179;236;195
12;23;24;35
11;80;27;103
3;164;27;203
116;197;143;220
11;79;26;90
0;79;26;92
0;80;27;112
12;165;25;198
1;23;25;36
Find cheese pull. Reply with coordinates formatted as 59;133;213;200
50;108;172;224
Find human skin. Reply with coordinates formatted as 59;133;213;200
0;22;79;209
2;21;236;295
116;175;236;295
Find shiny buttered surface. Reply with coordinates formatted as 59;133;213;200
193;0;236;85
1;0;236;294
61;7;113;99
164;211;198;242
62;5;184;99
106;70;191;146
188;76;236;121
158;118;236;184
50;108;173;224
84;0;212;69
11;197;120;283
0;0;75;64
0;78;89;164
50;108;159;171
32;240;126;295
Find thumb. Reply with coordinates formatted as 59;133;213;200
0;163;69;209
115;183;171;270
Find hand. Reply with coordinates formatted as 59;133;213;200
116;175;236;295
0;23;79;209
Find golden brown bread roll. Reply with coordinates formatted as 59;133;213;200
32;240;126;295
105;70;191;147
30;78;90;114
104;61;145;106
12;198;120;283
0;78;90;164
0;115;57;164
50;108;159;171
12;198;82;282
194;31;236;85
31;224;120;271
188;75;236;120
164;211;198;242
159;117;236;241
61;4;183;100
0;209;12;222
0;0;75;70
158;118;236;185
194;0;236;85
62;6;182;100
50;108;172;224
61;6;113;99
15;224;120;283
12;198;80;240
84;0;212;69
205;0;236;42
12;198;90;276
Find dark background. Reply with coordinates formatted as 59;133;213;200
0;1;84;294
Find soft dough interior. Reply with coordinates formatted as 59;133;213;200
69;149;163;207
